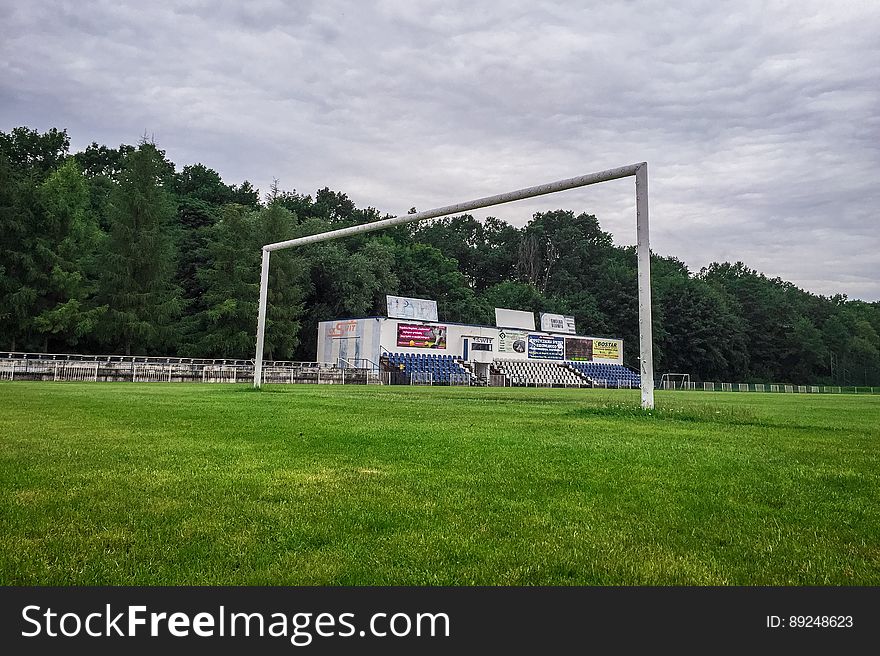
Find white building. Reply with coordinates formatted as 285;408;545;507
316;315;624;381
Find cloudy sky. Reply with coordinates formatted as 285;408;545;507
2;0;879;300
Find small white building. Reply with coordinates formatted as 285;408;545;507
316;316;624;380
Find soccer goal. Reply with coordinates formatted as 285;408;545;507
660;373;690;390
253;163;656;409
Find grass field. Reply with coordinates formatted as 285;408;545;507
1;382;878;585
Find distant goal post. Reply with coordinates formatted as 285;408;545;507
660;373;691;390
254;163;656;409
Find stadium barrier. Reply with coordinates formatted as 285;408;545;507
0;352;380;386
657;380;877;395
2;352;877;394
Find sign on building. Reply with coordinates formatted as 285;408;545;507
494;308;536;330
592;339;620;361
564;337;592;361
396;323;447;349
497;330;528;354
469;336;494;352
527;334;564;360
386;295;438;322
539;313;576;334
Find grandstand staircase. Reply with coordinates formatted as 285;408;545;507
459;361;488;386
563;364;593;386
493;360;589;387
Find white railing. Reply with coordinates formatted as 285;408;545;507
655;381;877;395
53;362;99;382
0;363;15;381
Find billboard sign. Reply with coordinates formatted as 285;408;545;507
540;313;576;334
592;339;620;361
396;323;447;349
527;334;564;360
564;337;593;361
387;295;438;322
497;330;528;354
494;308;536;331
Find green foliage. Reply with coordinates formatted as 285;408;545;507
257;204;304;360
182;205;259;358
73;142;135;179
0;126;69;179
1;125;878;384
33;160;106;348
392;242;482;323
95;143;182;354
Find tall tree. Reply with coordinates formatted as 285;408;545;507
392;242;482;323
0;126;69;180
0;153;37;351
95;143;182;355
0;127;73;351
32;160;106;351
182;204;259;358
256;204;304;360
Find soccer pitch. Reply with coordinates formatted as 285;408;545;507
1;383;878;585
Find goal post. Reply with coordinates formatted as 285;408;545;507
660;373;690;390
254;162;656;409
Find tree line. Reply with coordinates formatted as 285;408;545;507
1;126;878;385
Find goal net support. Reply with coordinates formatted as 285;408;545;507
253;163;656;409
660;373;691;390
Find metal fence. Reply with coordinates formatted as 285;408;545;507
672;381;877;395
0;353;381;386
3;352;876;394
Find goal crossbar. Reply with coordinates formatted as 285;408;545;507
254;162;655;408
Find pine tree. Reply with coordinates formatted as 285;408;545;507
258;203;304;360
96;143;182;355
0;128;71;351
33;159;106;351
182;204;259;358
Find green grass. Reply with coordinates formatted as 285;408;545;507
1;382;878;585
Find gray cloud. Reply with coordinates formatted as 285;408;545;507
2;0;878;299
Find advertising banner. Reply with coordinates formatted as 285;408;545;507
564;337;593;361
540;313;576;334
494;308;536;331
497;330;528;354
592;339;620;361
527;334;564;360
396;324;447;349
386;295;438;322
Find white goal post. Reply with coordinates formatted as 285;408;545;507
254;163;656;409
660;373;690;390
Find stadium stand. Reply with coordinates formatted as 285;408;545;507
567;362;641;388
493;359;589;387
383;352;472;384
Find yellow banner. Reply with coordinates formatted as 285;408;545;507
592;340;619;361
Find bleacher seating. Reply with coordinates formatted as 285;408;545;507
493;360;588;387
490;359;640;388
382;353;640;388
566;361;641;388
384;352;472;384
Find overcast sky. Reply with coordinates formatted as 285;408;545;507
2;0;879;300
